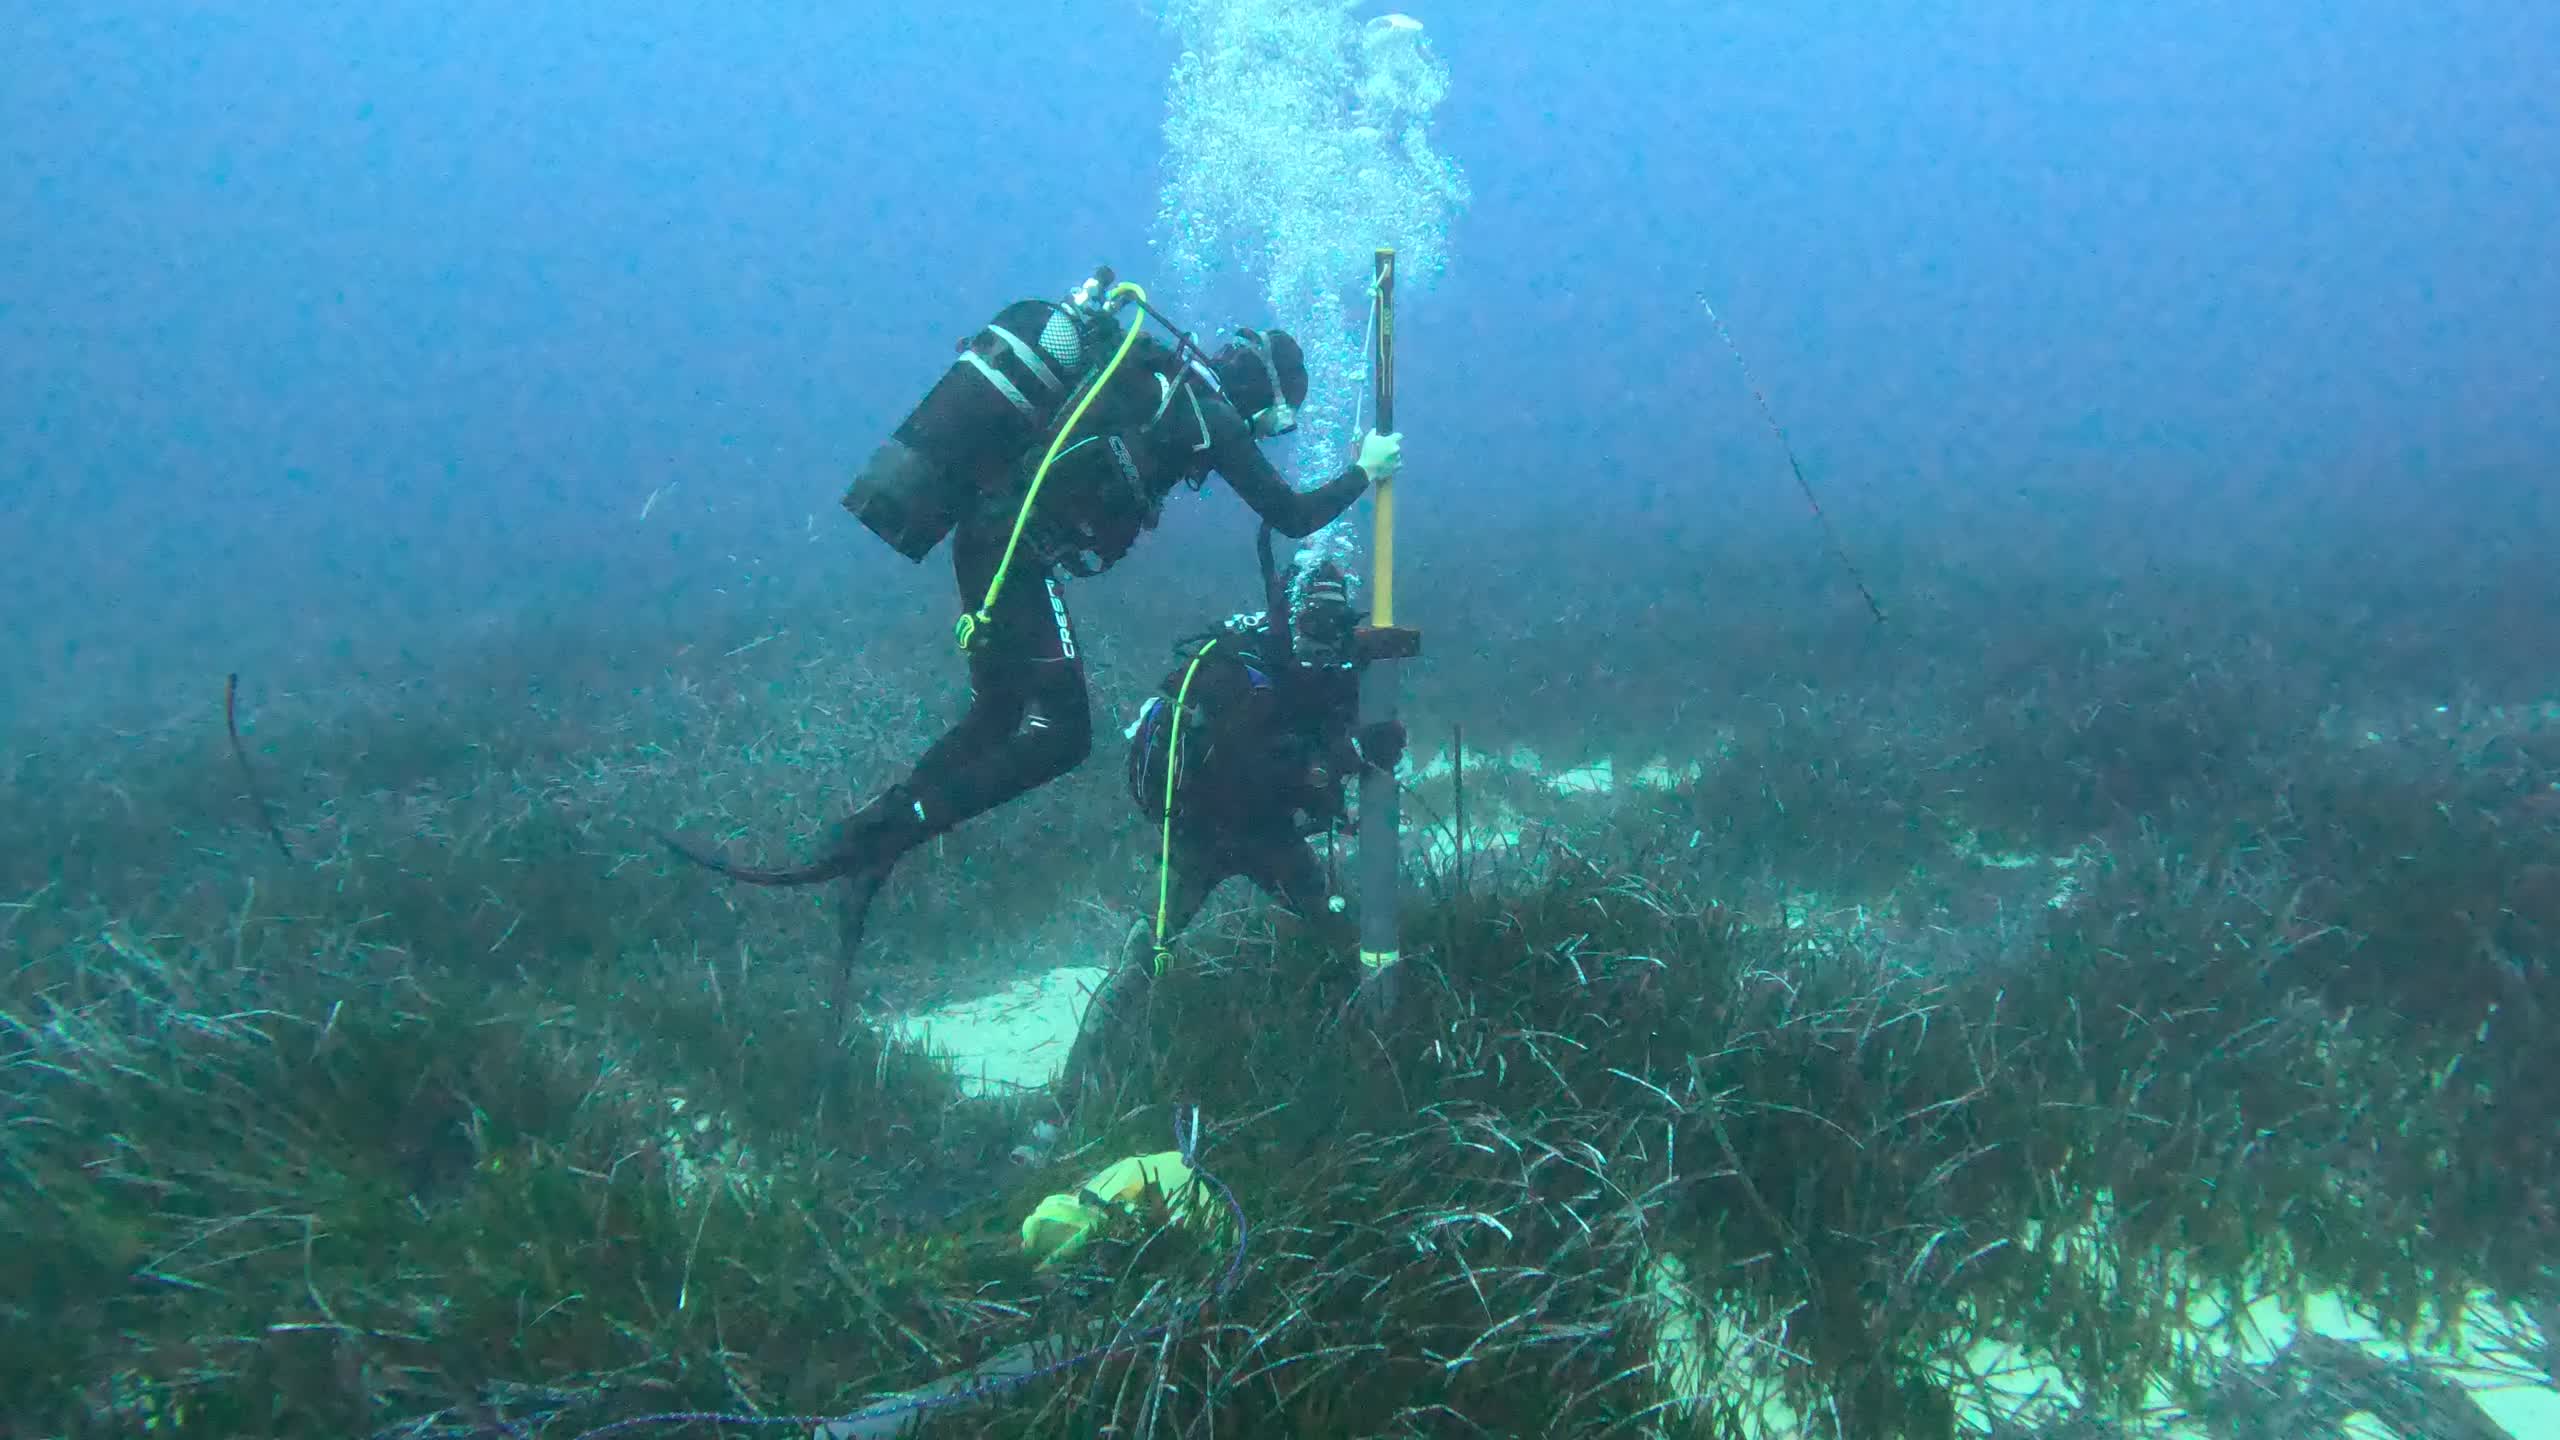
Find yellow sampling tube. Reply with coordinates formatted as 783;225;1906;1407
1356;246;1403;978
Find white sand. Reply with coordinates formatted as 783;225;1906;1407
891;962;1110;1097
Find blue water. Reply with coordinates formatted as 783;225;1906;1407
2;0;2553;728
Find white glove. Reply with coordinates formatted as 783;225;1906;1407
1355;430;1403;481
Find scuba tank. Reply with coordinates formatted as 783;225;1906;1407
842;267;1130;562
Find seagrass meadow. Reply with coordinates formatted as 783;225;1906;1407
3;542;2557;1439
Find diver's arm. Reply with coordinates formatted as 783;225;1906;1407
1206;402;1371;538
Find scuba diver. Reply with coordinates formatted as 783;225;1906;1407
1052;535;1405;1116
660;267;1404;967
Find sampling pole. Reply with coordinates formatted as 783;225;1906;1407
1356;247;1421;989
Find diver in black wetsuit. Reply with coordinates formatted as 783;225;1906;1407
1054;547;1404;1114
830;330;1399;870
662;316;1405;965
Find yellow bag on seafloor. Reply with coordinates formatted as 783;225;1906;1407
1020;1150;1216;1266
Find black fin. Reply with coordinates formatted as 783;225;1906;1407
652;827;856;888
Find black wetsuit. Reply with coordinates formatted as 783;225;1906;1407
1137;635;1364;944
1057;627;1393;1112
854;370;1374;882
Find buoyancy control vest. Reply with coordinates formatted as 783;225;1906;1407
1009;335;1225;576
1126;631;1284;823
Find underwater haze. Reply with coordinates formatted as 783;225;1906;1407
6;2;2560;1436
3;1;2553;727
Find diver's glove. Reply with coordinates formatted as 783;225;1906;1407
1353;720;1406;773
1354;430;1404;482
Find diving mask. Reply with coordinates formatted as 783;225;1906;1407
1251;398;1298;439
1236;330;1299;438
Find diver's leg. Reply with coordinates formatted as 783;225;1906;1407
822;522;1030;862
1054;834;1225;1116
1245;828;1358;946
917;577;1092;818
1053;918;1158;1116
904;647;1029;794
833;529;1090;873
1242;829;1381;1026
1141;816;1227;964
899;511;1048;792
805;665;1016;956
